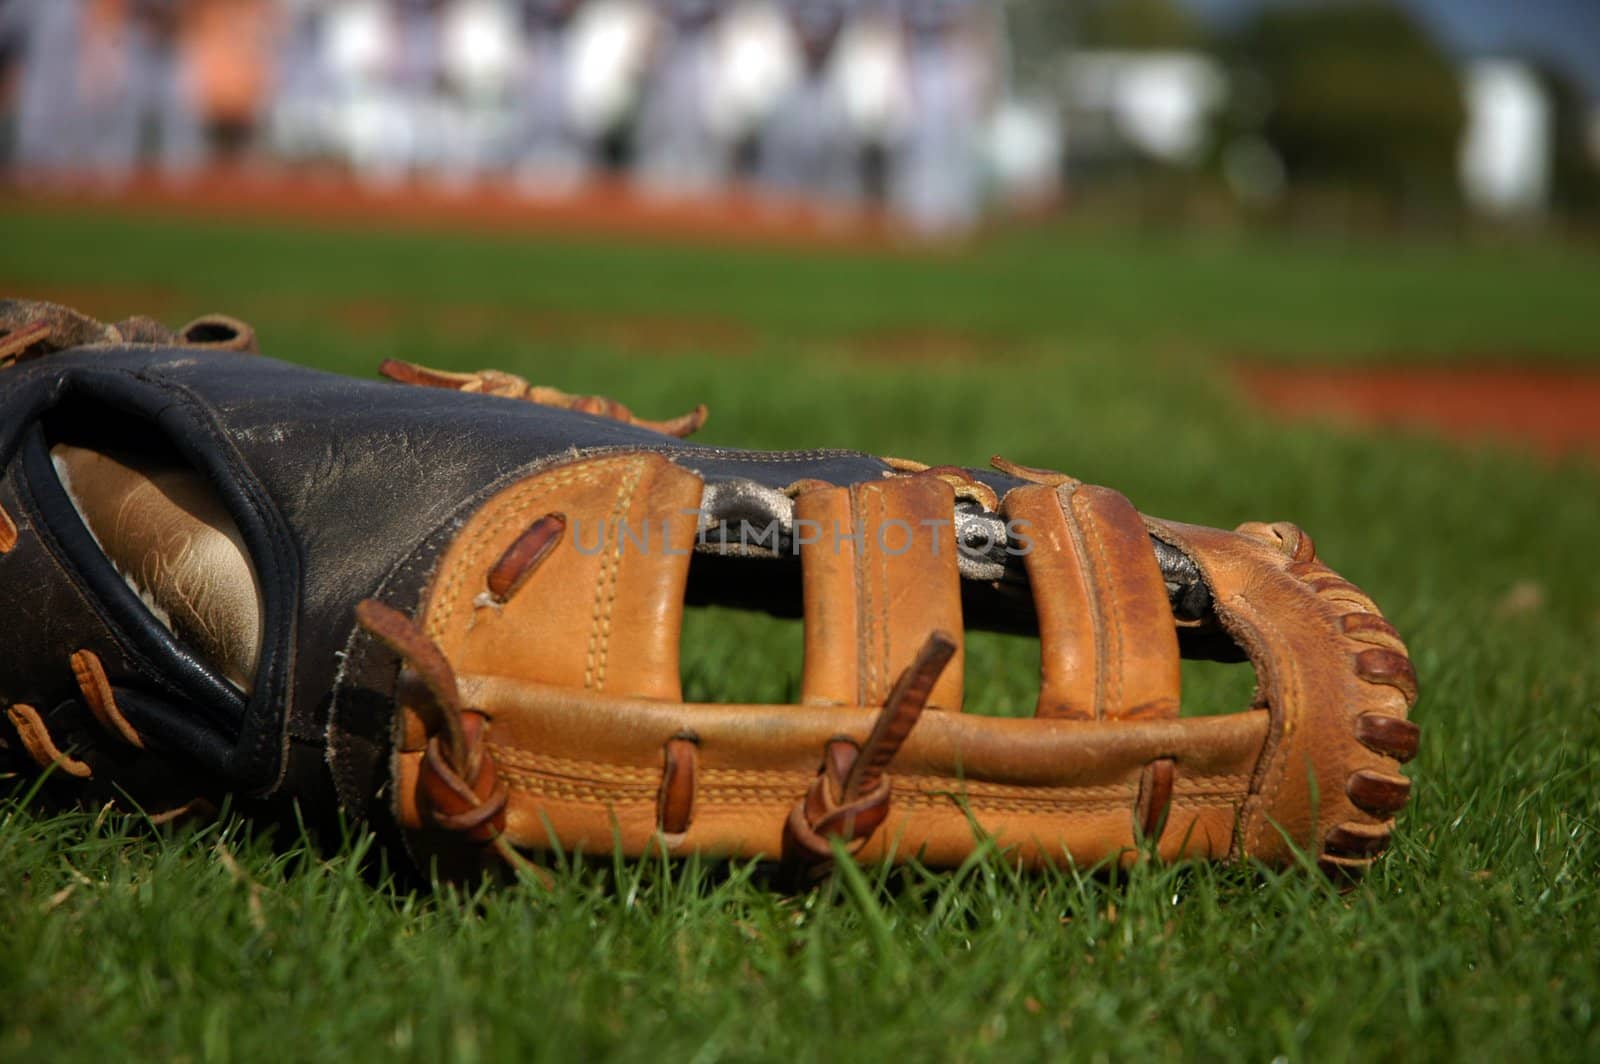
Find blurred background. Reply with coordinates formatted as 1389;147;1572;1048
5;7;1600;1051
1;0;1596;237
2;17;1600;1046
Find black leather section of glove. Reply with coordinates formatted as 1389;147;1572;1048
0;343;1216;805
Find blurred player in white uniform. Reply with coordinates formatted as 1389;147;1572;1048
506;0;588;193
323;0;408;183
5;0;89;176
756;0;860;210
391;0;447;173
891;0;990;235
633;0;727;197
94;0;206;182
433;0;520;186
271;0;338;163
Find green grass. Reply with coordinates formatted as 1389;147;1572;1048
4;204;1600;363
1;203;1598;1060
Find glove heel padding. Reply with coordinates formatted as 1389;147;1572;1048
51;442;262;694
1;365;300;793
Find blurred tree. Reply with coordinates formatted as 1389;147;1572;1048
1003;0;1209;86
1227;0;1465;222
1534;64;1600;222
1074;0;1207;51
1001;0;1076;91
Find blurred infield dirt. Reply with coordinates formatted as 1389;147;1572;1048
1239;364;1600;460
8;169;1599;462
6;168;901;249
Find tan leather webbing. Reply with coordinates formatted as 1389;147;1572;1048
1003;483;1180;720
383;452;1417;877
795;476;965;712
420;453;703;703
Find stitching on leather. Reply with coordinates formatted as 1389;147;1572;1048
429;463;612;640
853;484;874;705
1057;487;1103;718
1169;797;1244;811
872;487;891;705
586;458;646;690
501;771;1150;816
1014;489;1059;716
491;743;1176;805
1233;594;1303;855
1078;492;1125;717
635;447;868;463
493;744;1247;796
430;466;593;635
1176;773;1254;791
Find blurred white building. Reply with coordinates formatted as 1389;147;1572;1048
1459;59;1552;218
1059;50;1226;169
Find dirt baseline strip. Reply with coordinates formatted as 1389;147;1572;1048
1238;364;1600;461
3;168;905;251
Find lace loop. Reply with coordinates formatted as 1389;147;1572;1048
356;600;508;841
786;631;956;861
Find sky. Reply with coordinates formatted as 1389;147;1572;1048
1181;0;1600;102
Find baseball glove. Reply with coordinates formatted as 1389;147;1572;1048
0;300;1419;881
